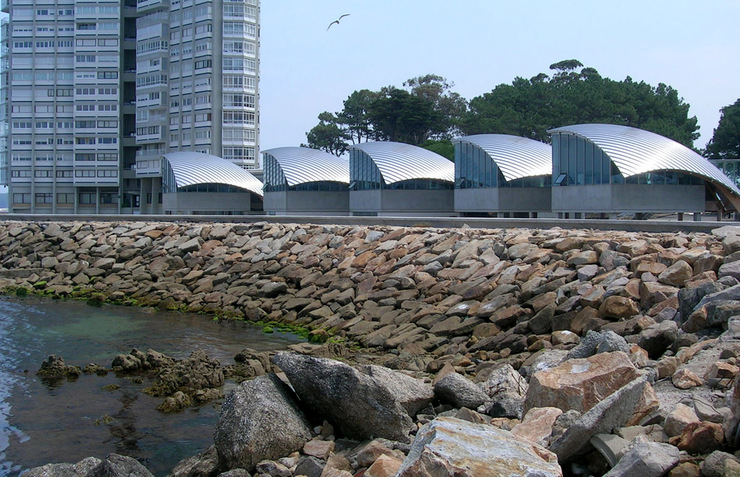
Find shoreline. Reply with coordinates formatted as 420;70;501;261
3;219;740;476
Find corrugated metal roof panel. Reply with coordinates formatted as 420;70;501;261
163;152;264;197
548;124;740;195
350;141;454;184
454;134;552;182
261;147;349;186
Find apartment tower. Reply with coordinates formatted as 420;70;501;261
0;0;260;214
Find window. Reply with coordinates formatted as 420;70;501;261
34;170;53;178
79;193;95;204
98;153;118;161
35;193;53;204
75;170;96;178
56;170;73;178
77;23;96;31
11;170;32;177
98;71;118;79
75;121;96;128
97;170;118;177
57;193;74;204
100;193;118;204
75;153;96;161
13;193;31;204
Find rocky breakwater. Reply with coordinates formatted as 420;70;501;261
3;219;740;475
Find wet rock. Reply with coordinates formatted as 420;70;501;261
36;355;81;381
169;445;220;477
144;349;223;400
97;454;155;477
214;374;311;472
396;417;562;477
23;457;103;477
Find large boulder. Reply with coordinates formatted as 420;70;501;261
434;372;490;410
213;374;312;472
272;352;417;443
602;442;680;477
549;377;649;461
24;454;153;477
358;364;434;416
523;351;658;425
396;417;562;477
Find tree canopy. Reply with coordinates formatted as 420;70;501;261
304;75;465;156
461;60;700;147
704;99;740;159
304;61;702;156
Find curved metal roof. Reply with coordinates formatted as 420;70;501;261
454;134;552;182
262;147;349;186
163;152;264;197
350;141;455;184
548;124;740;195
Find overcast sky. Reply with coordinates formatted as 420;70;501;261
258;1;740;154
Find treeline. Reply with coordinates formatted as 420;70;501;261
304;59;739;161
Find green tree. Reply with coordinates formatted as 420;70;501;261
461;60;700;147
303;112;350;156
337;89;377;144
420;139;454;161
368;86;442;145
404;74;468;139
704;99;740;159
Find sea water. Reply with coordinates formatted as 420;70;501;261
0;296;301;476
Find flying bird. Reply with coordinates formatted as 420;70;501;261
326;13;350;31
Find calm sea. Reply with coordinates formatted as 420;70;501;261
0;296;301;476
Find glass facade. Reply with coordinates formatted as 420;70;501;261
263;153;348;192
455;141;550;189
553;133;704;187
349;150;382;191
711;160;740;189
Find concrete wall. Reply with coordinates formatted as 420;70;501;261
552;183;705;213
456;187;551;214
163;192;255;215
352;189;455;216
265;190;350;216
455;188;499;213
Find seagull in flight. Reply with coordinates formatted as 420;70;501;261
327;13;350;31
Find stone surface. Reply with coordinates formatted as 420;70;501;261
396;417;562;477
213;374;312;472
272;352;416;442
602;442;680;477
434;372;490;410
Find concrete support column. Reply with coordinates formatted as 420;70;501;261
678;213;684;221
693;212;702;222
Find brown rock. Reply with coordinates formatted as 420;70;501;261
523;351;658;423
599;296;639;319
669;421;725;454
672;369;703;390
511;407;563;446
364;454;403;477
303;439;334;459
658;260;693;287
664;403;700;437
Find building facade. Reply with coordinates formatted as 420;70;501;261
0;0;260;214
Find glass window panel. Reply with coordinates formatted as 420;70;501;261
585;140;594;185
577;137;586;185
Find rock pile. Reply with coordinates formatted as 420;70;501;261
4;219;740;475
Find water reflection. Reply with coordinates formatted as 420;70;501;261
0;296;301;476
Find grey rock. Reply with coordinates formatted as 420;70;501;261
23;457;103;477
590;433;629;467
566;330;629;360
359;364;434;417
396;417;561;477
433;372;490;410
254;460;291;477
700;450;740;477
169;445;220;477
214;374;311;472
637;321;678;359
91;454;154;477
272;352;416;443
293;456;324;477
602;442;680;477
549;377;648;461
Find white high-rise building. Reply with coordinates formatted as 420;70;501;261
0;0;260;214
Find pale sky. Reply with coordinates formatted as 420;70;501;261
258;1;740;154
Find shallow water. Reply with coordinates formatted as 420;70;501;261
0;296;302;476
